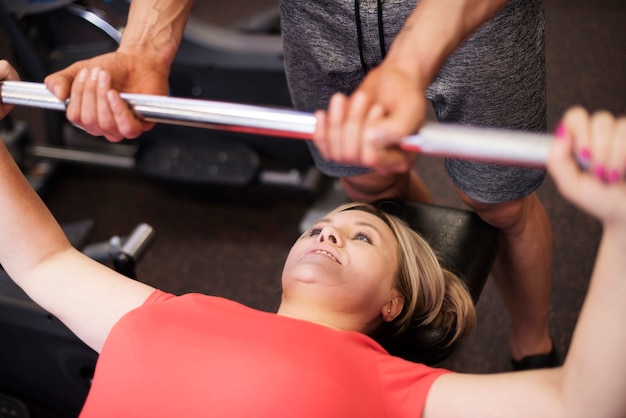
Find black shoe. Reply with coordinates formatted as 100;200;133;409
511;345;560;371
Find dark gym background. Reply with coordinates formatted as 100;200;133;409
1;0;624;380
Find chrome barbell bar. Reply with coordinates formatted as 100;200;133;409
0;80;552;166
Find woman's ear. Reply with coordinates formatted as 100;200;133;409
382;295;404;322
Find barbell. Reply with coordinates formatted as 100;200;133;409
0;80;552;166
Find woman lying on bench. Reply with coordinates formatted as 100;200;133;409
1;60;624;417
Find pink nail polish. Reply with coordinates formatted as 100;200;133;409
608;169;620;183
594;165;606;181
555;122;566;139
579;147;591;163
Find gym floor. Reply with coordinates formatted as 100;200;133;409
1;0;625;377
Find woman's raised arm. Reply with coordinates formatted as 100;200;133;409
1;61;156;353
423;108;626;418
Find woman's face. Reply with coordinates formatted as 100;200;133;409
280;209;402;331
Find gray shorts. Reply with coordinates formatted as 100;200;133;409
279;0;547;204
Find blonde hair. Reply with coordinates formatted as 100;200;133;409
330;202;477;347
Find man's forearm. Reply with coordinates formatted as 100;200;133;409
385;0;508;89
118;0;194;69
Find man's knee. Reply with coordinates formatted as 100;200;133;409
457;190;539;232
341;171;412;203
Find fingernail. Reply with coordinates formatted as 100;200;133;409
106;90;118;105
90;67;99;81
77;68;88;82
579;147;591;163
594;165;606;181
555;122;566;139
98;71;108;87
608;169;620;183
364;129;382;144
